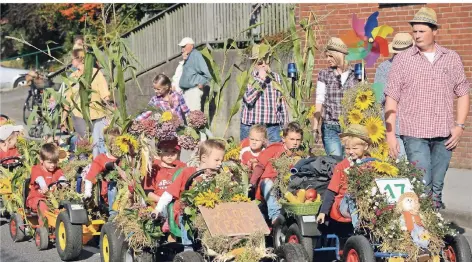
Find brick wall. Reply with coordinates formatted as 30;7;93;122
295;3;472;169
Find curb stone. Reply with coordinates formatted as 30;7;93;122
440;209;472;229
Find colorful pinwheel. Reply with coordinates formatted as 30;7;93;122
341;11;394;67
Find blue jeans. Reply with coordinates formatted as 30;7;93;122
260;178;281;221
179;215;193;247
108;181;117;216
92;117;108;158
240;124;281;144
402;136;452;205
396;134;406;159
321;123;343;157
339;194;359;228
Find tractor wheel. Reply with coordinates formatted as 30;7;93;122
173;251;205;262
10;213;26;242
35;226;49;250
100;222;126;262
55;211;83;260
285;224;314;261
276;243;310;262
343;235;375;262
444;234;472;262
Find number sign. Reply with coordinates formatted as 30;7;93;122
375;178;413;204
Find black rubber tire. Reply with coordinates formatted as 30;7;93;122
172;251;205;262
445;234;472;262
14;76;27;89
55;211;83;261
35;226;49;250
121;244;154;262
23;94;33;125
276;243;310;262
343;235;375;262
10;213;26;242
286;224;314;262
100;222;126;262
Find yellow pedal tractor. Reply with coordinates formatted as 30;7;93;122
9;178;90;261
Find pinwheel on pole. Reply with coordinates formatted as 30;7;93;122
340;11;394;82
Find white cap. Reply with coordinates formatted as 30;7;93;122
0;125;24;141
178;37;195;47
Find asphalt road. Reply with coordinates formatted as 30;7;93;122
0;85;28;125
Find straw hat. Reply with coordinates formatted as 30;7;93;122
339;124;372;145
325;37;349;55
389;33;414;54
409;7;439;27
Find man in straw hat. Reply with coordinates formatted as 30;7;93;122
374;32;414;159
313;37;359;157
384;7;470;210
240;44;289;143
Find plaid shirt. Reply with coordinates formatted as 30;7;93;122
385;43;470;138
241;71;289;126
318;67;359;123
148;91;190;119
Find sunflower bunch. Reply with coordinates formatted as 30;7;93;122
231;194;251;202
341;82;387;152
109;134;139;157
195;189;221;208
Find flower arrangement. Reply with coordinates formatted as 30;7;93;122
223;137;241;162
128;118;158;138
187;110;208;130
271;150;307;199
346;158;456;259
341;82;387;158
75;137;93;157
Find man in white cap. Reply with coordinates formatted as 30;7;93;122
375;32;414;159
385;7;470;210
0;124;24;162
178;37;212;111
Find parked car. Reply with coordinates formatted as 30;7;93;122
0;65;31;91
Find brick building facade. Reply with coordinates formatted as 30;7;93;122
295;3;472;169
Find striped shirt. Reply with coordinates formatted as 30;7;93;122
147;91;190;120
385;43;470;138
241;71;289;126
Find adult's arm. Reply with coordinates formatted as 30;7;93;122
243;79;265;106
193;51;212;86
384;56;404;158
313;81;326;131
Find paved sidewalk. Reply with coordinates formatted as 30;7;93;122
441;168;472;228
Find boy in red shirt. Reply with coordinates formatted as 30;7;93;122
83;128;124;216
0;124;23;164
316;124;372;227
250;122;303;224
152;139;226;250
239;124;267;171
143;139;186;205
26;143;67;226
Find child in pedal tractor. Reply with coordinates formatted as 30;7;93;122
317;124;374;232
152;139;225;252
250;122;303;226
26;143;68;227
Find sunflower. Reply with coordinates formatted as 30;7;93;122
364;117;386;144
194;190;221;208
231;194;251;202
379;141;389;154
160;111;173;122
355;90;375;111
420;232;431;241
224;147;241;161
115;134;139;154
58;148;70;163
371;149;388;162
372;161;399;177
347;109;364;124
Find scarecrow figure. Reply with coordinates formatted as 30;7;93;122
396;192;430;249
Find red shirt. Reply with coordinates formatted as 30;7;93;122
166;167;198;199
85;154;117;183
27;164;64;200
143;160;186;197
0;147;20;164
326;158;351;222
257;142;286;180
385;43;470;138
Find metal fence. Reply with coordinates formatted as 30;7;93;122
122;3;292;77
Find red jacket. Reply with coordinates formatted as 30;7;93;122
143;160;186;197
27;165;64;202
326;158;352;223
250;142;286;185
0;147;20;164
165;167;197;223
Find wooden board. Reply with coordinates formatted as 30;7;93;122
198;202;270;237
